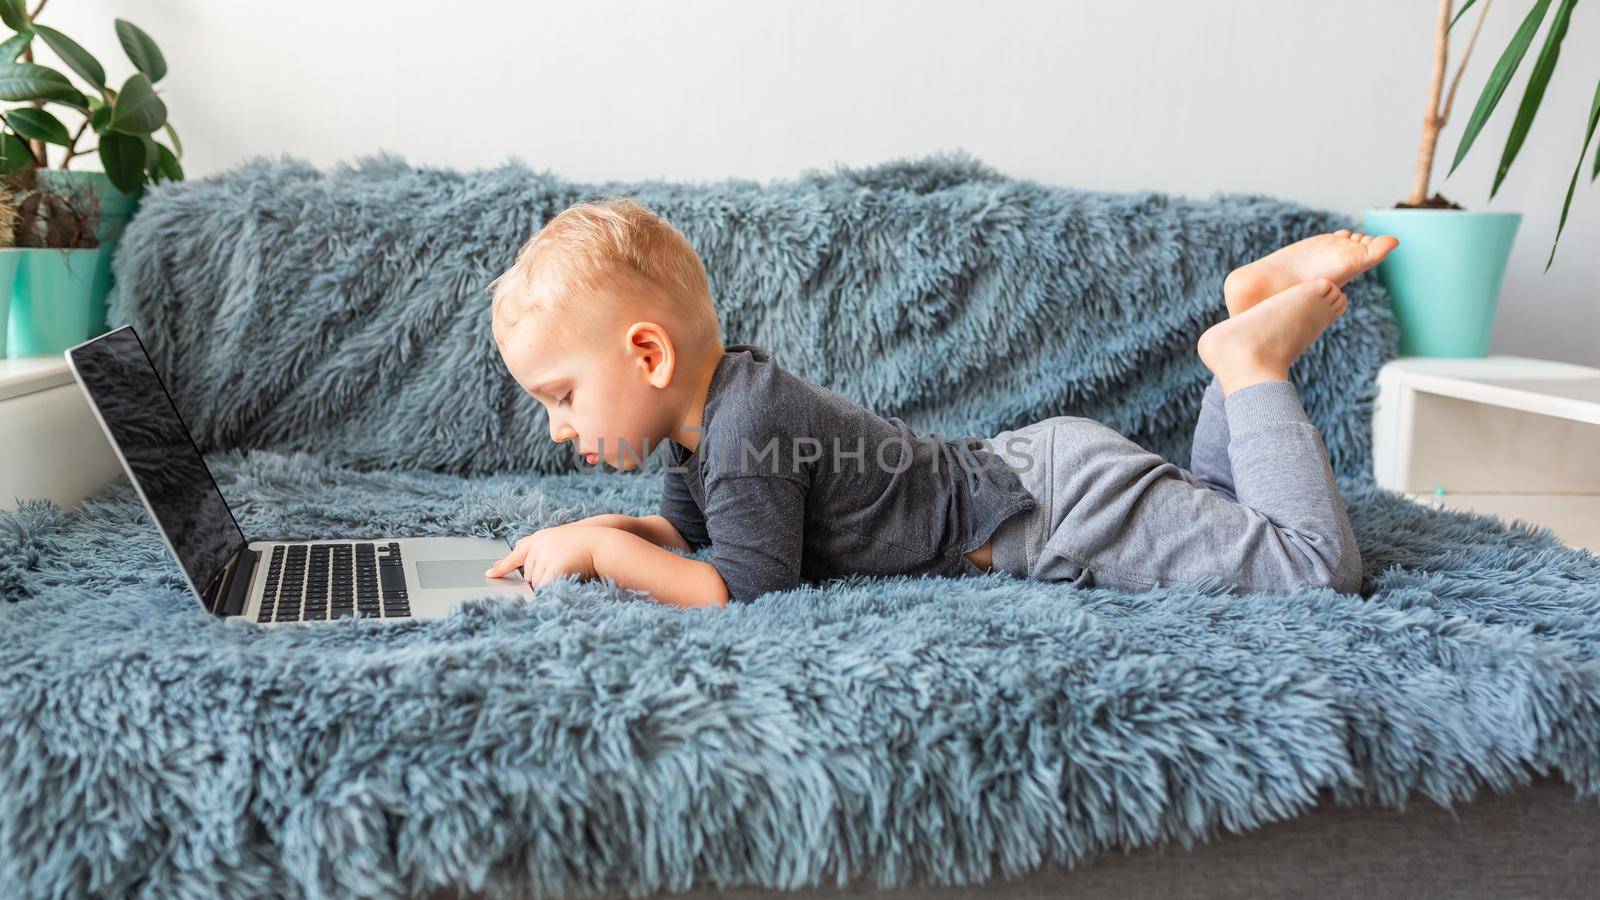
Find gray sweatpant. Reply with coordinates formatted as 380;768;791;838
978;377;1363;595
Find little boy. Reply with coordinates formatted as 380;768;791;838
484;197;1396;607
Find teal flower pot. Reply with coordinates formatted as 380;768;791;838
28;170;144;342
6;247;107;356
1359;209;1520;357
0;250;18;357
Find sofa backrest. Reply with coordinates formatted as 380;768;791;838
107;151;1396;480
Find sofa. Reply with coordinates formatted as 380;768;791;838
2;151;1597;899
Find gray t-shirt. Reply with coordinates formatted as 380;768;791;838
657;343;1035;602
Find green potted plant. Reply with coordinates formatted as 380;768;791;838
0;0;182;357
1363;0;1596;357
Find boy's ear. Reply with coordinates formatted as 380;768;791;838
625;321;675;389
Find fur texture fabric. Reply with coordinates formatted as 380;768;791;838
101;150;1391;479
2;152;1597;899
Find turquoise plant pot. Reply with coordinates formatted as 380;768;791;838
1360;209;1520;357
30;170;144;341
6;247;106;356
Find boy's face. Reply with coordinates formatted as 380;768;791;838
496;312;684;472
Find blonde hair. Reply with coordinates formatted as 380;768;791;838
489;197;721;353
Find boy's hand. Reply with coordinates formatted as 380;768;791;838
485;525;600;588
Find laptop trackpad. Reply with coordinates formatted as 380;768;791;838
416;558;513;589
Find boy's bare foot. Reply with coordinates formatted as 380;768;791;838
1223;230;1398;316
1198;278;1347;396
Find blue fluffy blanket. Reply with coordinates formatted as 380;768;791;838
2;152;1597;898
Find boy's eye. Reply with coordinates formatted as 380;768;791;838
557;392;572;408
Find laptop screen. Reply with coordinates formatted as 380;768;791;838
66;325;246;613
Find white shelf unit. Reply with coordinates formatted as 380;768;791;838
1372;355;1600;552
0;353;124;513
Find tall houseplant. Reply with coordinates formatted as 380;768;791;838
1363;0;1596;357
0;0;182;357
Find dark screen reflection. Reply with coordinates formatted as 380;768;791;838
69;326;246;613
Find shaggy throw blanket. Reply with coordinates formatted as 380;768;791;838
99;150;1391;479
2;152;1596;899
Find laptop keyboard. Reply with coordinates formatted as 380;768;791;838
258;541;412;623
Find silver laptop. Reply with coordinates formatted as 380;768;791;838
65;324;533;626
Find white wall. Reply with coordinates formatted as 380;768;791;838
38;0;1600;366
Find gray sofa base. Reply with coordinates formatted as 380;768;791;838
452;777;1596;900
